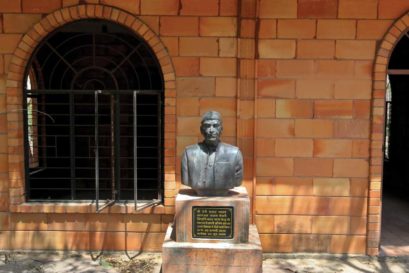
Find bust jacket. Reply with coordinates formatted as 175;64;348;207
181;142;243;191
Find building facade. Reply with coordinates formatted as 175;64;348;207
0;0;408;255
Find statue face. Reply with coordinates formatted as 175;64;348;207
201;119;222;145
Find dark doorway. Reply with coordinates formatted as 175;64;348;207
381;32;409;255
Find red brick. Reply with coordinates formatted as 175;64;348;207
200;17;237;37
180;0;218;15
200;57;236;77
257;98;275;118
177;98;199;116
296;79;333;99
315;60;355;79
258;19;277;39
176;77;215;97
379;0;409;19
220;0;238;16
160;17;198;36
0;0;21;12
352;140;370;158
317;20;356;39
215;77;237;97
350;217;367;235
298;0;338;18
313;178;350;196
338;0;377;19
3;14;41;34
335;120;370;138
295;119;333;137
354;61;373;79
260;234;293;252
353;101;370;119
173;57;199;77
255;215;275;233
199;98;236;117
336;40;376;60
314;100;353;118
259;0;297;19
276;60;314;78
161;37;178;56
314;139;352;158
334;80;372;99
257;119;295;137
257;79;295;98
258;39;296;59
256;60;276;78
275;215;312;233
219;38;237;57
313;216;349;236
0;34;22;53
22;0;61;13
357;20;392;39
330;235;366;254
243;0;258;18
256;158;294;176
179;37;218;56
238;38;255;59
241;19;256;38
277;20;316;39
256;138;275;157
297;40;335;59
141;0;179;15
294;158;333;177
101;0;140;14
276;139;313;157
334;159;369;178
276;99;313;118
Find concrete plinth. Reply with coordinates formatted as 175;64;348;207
175;186;250;243
162;224;263;273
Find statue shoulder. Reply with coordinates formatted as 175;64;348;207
184;143;201;154
219;142;240;154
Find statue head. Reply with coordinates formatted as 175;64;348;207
200;111;223;146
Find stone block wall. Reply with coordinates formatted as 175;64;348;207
0;0;408;255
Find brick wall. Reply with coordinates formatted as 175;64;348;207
0;0;408;254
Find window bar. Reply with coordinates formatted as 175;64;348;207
133;91;138;210
157;94;163;201
114;93;120;201
69;92;76;200
95;90;100;212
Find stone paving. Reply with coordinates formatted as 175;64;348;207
0;251;408;273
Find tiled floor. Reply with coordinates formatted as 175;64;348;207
380;192;409;256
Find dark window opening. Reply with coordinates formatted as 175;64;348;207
24;20;164;209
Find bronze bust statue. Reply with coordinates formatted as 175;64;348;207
181;111;243;196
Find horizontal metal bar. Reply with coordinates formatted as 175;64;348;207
27;89;161;95
388;69;409;75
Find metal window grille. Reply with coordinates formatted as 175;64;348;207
23;19;164;211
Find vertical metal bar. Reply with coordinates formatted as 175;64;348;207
69;92;76;200
114;92;120;200
95;90;100;212
23;89;31;199
110;94;115;201
133;91;138;210
157;93;162;201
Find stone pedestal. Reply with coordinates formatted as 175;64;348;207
175;187;249;243
162;186;263;273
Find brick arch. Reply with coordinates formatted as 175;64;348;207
5;4;176;208
368;13;409;256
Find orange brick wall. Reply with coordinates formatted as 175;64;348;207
0;0;408;255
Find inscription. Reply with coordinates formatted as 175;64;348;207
192;206;234;239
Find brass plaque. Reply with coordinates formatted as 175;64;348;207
192;206;234;239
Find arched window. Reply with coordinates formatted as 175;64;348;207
24;20;164;210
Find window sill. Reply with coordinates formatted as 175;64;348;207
10;202;171;214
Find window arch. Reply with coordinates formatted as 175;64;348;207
24;19;164;210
